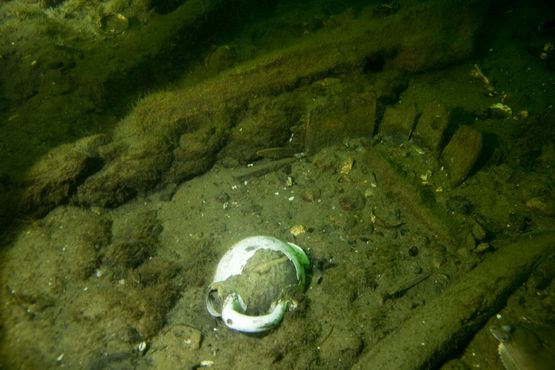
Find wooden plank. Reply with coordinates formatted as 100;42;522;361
352;231;555;370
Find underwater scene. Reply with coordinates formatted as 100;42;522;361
0;0;554;368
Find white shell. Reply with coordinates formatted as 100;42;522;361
221;293;289;334
206;236;309;333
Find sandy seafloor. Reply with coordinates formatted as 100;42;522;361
1;0;555;369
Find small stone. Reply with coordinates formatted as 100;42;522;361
289;225;306;236
340;158;354;176
463;232;476;250
380;104;417;144
412;101;450;152
474;242;491;253
441;125;482;187
430;243;447;269
489;103;512;119
526;197;555;216
471;221;487;241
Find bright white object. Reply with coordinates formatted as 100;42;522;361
206;236;310;333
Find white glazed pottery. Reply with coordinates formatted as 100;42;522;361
206;236;310;333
